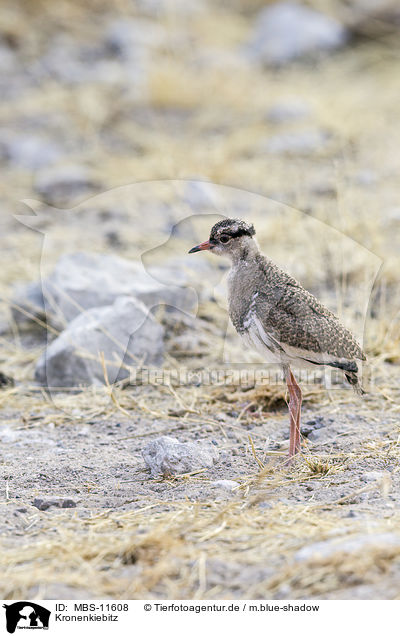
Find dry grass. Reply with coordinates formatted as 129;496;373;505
2;495;400;600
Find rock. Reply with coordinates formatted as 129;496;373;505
295;533;400;563
34;165;99;205
353;170;378;186
135;0;205;17
266;100;312;123
35;296;164;387
301;416;326;438
33;497;77;511
142;436;219;477
361;471;387;482
213;479;239;491
13;252;196;328
0;133;62;170
259;130;329;156
0;371;14;388
0;428;20;443
248;1;349;65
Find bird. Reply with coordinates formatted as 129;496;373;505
189;218;366;461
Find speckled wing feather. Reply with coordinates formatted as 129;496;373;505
253;254;366;362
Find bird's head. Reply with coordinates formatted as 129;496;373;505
188;218;257;260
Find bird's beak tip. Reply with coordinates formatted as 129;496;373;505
188;240;211;254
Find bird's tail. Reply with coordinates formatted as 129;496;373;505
345;371;365;396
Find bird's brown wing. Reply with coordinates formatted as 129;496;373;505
255;280;365;361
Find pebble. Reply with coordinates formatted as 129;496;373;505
247;1;349;65
260;130;330;156
33;497;77;511
212;480;239;492
295;533;400;562
142;436;219;477
361;471;387;482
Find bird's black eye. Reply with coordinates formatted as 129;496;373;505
219;234;231;244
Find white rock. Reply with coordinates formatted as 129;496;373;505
361;471;387;482
142;436;219;477
260;130;329;155
0;133;62;170
248;1;349;65
295;533;400;562
266;100;312;123
213;479;239;491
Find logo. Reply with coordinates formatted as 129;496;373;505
3;602;51;633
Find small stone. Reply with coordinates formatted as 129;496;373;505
301;416;326;437
0;133;62;170
33;497;77;511
266;100;312;123
247;1;349;66
295;533;400;563
213;479;239;491
260;130;329;156
142;436;219;477
361;471;387;482
308;429;322;441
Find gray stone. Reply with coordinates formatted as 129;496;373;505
248;2;349;65
260;130;329;156
361;471;387;482
301;416;326;438
295;533;400;562
35;296;164;387
33;497;77;511
34;165;99;205
142;436;219;477
134;0;205;17
0;133;62;170
13;252;196;328
213;479;239;491
266;100;312;123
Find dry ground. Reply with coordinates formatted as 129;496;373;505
0;0;400;600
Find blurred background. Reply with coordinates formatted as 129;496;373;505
0;0;399;364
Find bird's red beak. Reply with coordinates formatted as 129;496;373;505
188;240;211;254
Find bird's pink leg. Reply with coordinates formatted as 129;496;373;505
290;370;302;455
285;368;302;460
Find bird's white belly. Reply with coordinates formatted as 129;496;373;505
240;316;287;365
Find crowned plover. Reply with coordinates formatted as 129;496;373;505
189;218;365;460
